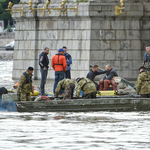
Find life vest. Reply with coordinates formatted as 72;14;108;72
51;54;67;71
141;70;150;81
34;96;50;101
53;54;63;66
81;78;91;90
23;72;31;83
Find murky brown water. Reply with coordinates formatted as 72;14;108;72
0;61;150;150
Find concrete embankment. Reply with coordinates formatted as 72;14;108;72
0;50;13;60
0;32;15;47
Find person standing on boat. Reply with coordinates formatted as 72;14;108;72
39;47;49;96
99;64;118;91
51;48;67;94
17;67;34;101
136;66;150;98
75;77;97;99
86;65;106;91
63;46;72;79
55;79;75;99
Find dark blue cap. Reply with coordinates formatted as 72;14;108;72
58;48;65;52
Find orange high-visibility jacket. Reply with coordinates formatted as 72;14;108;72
51;54;67;71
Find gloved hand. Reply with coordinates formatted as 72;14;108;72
43;67;47;70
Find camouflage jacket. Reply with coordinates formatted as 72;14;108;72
136;70;150;94
76;78;97;98
55;79;75;97
17;71;33;94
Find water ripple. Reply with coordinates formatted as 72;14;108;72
0;112;150;149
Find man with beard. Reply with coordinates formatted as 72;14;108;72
99;64;118;91
39;47;49;96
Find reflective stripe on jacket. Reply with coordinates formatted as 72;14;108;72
39;52;49;69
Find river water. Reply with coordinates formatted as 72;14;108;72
0;61;150;150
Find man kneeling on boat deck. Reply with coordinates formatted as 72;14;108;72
76;77;97;99
17;67;34;101
136;66;150;98
55;79;75;99
99;64;118;91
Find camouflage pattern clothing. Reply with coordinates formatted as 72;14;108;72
136;70;150;95
76;78;97;98
17;71;33;101
82;92;97;99
65;83;75;99
55;79;75;99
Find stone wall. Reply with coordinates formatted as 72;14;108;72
12;1;91;79
12;0;150;80
89;2;143;80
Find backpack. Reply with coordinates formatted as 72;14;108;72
0;87;8;96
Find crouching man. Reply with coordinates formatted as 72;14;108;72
55;79;75;99
99;64;118;91
17;67;34;101
136;66;150;98
76;77;97;99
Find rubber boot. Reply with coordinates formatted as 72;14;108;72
111;79;117;91
99;80;104;91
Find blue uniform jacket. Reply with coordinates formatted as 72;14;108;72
64;53;72;71
144;53;150;62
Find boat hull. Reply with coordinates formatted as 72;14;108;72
15;97;150;112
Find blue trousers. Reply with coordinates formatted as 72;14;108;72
40;67;48;94
53;71;64;94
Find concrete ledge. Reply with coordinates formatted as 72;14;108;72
0;32;15;39
0;51;13;60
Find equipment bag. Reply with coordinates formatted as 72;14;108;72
0;87;8;96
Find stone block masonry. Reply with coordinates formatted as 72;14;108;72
12;0;150;80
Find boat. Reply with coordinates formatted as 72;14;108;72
1;93;150;112
0;65;140;112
